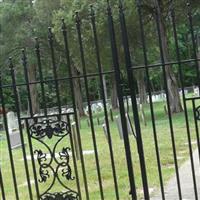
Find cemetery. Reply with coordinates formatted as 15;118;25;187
0;0;199;200
0;89;199;199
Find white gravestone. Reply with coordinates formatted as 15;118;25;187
7;111;22;149
194;87;199;96
115;114;132;140
102;124;108;140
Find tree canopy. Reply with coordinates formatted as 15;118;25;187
0;0;199;113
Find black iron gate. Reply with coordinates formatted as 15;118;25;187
0;0;200;200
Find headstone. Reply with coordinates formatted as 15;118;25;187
115;114;133;140
0;121;3;131
76;108;81;129
7;111;22;149
126;113;134;136
71;122;80;160
110;108;114;122
87;119;90;127
97;117;100;126
115;115;124;140
139;104;147;126
194;87;199;96
7;112;18;134
164;105;168;115
102;124;108;140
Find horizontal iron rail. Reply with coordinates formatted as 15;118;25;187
185;97;200;101
1;58;199;89
20;112;74;120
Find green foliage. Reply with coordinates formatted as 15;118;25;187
0;0;199;110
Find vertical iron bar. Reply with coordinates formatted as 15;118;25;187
113;1;150;198
192;100;200;163
48;28;62;115
135;0;165;199
0;71;19;200
154;2;184;198
170;3;199;199
62;19;89;200
22;49;33;117
0;167;6;200
66;114;82;200
107;0;149;199
186;1;200;92
25;119;40;200
35;38;47;116
9;58;33;200
90;6;120;199
22;49;40;198
75;12;104;200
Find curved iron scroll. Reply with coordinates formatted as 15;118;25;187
41;191;78;200
196;106;200;121
29;118;79;200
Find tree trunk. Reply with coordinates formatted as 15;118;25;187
155;0;183;113
136;70;147;104
71;65;85;117
28;65;39;114
111;75;118;109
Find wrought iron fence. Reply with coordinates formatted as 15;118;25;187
0;0;200;200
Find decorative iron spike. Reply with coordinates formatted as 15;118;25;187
21;48;27;66
90;4;95;17
9;57;14;70
107;0;112;14
75;11;81;25
135;0;141;7
118;0;123;10
186;1;191;16
48;27;53;41
61;18;66;31
35;37;40;50
22;48;26;59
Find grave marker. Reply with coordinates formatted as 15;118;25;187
102;124;108;140
71;122;80;160
7;111;22;149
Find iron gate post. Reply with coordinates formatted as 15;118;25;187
107;1;138;199
117;1;150;199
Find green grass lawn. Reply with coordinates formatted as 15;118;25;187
0;99;199;200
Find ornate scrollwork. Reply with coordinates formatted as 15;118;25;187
38;168;50;183
41;191;78;200
28;117;79;200
30;119;69;139
58;147;74;181
34;150;47;165
196;106;200;121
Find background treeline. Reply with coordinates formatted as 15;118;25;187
0;0;199;115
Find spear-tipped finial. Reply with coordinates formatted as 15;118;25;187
119;0;123;10
107;0;112;14
9;57;14;70
136;0;142;7
21;48;27;60
21;48;26;58
90;4;95;17
48;27;53;41
75;11;81;24
107;0;110;6
21;48;25;54
61;18;66;31
186;1;191;16
35;37;40;49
